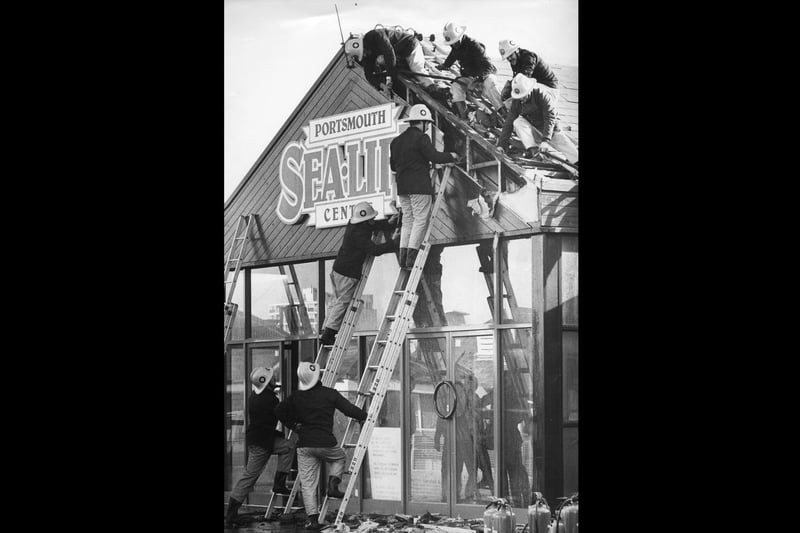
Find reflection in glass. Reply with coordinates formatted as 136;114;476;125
225;347;245;495
408;337;447;503
561;236;578;327
499;238;533;325
501;328;536;507
228;281;246;341
452;334;495;504
331;337;361;445
363;336;402;500
251;262;319;339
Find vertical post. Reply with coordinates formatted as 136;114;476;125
244;268;252;340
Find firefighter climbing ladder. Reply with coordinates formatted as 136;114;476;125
224;214;254;345
265;256;378;519
278;264;314;336
317;166;453;527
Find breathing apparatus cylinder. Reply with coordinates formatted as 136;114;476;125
527;492;551;533
483;499;500;533
560;495;578;533
492;498;515;533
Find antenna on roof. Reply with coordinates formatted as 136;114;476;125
334;4;345;45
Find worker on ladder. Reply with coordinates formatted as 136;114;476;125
275;362;367;531
225;367;298;528
390;103;461;269
318;201;399;347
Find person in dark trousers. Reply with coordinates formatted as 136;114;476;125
318;201;399;346
497;39;559;104
439;22;504;120
225;367;297;528
495;73;578;164
390;103;460;270
345;26;436;90
275;362;368;530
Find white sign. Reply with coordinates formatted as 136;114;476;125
307;103;396;147
367;427;402;500
314;194;387;229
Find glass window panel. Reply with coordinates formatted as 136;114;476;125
563;331;578;422
355;254;400;332
417;244;491;328
246;346;282;504
224;346;245;495
500;238;533;325
453;334;496;505
501;328;536;507
251;262;319;339
363;336;403;501
331;336;361;445
561;236;578;327
408;337;447;504
563;426;579;495
227;278;246;341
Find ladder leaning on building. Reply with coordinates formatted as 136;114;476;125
225;214;255;347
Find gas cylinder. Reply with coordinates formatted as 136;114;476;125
492;498;515;533
560;496;578;533
527;493;551;533
483;500;500;533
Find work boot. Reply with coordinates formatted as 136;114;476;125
225;497;242;528
303;513;323;531
272;471;291;495
404;248;419;269
399;247;408;267
327;475;345;498
319;327;337;346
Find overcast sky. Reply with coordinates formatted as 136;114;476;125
224;0;578;202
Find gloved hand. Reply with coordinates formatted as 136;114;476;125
538;141;552;153
449;152;463;163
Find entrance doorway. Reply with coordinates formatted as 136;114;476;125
406;331;497;517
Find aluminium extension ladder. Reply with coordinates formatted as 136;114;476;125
264;256;378;519
224;214;254;345
317;165;454;527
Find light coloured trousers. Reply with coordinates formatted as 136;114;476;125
229;436;296;502
513;117;579;164
405;42;433;87
398;194;432;251
450;74;503;109
297;446;347;515
322;270;359;332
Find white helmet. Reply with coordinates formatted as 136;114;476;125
297;362;320;391
498;39;520;60
401;103;434;123
350;201;378;223
345;34;363;61
511;73;538;99
250;367;274;395
442;22;466;45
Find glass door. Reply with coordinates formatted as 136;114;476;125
406;331;496;517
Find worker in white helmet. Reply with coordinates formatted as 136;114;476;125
318;201;399;346
345;26;435;91
390;104;461;269
495;73;578;164
498;39;559;105
439;22;504;122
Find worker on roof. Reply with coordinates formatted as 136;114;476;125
495;73;578;164
345;26;436;91
225;367;297;528
439;22;504;122
390;104;462;270
317;201;399;347
498;39;559;104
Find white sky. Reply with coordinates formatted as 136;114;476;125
224;0;578;202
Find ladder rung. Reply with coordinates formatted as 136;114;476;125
386;315;397;320
343;443;358;448
358;391;374;396
366;364;380;370
377;340;388;345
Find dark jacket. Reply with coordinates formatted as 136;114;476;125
441;35;496;79
275;382;367;448
362;28;417;88
512;49;558;89
497;85;560;149
245;389;284;451
390;126;455;195
333;218;396;279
